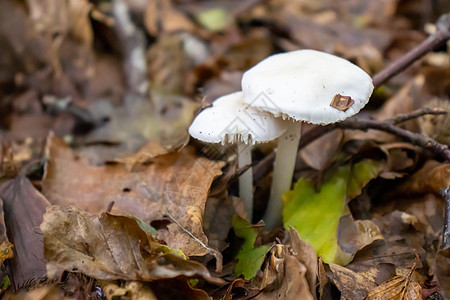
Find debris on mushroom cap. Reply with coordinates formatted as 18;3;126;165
241;49;374;125
188;92;287;145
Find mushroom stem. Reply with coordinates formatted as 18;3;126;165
263;121;302;229
238;141;253;221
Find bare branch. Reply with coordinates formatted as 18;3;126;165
372;13;450;88
253;107;450;182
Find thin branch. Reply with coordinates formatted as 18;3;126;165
252;107;449;182
336;118;450;161
390;107;447;124
442;187;450;250
164;210;223;274
372;13;450;87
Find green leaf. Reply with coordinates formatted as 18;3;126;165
129;216;158;237
232;215;271;280
197;8;231;32
1;275;10;291
347;159;382;198
283;160;381;264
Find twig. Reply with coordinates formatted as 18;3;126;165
372;13;450;87
252;107;449;182
442;187;450;249
164;210;223;274
390;107;447;124
336;117;450;161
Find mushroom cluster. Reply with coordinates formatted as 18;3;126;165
189;49;374;227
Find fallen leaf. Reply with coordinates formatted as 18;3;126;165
300;129;344;171
318;257;332;300
289;227;318;297
435;248;450;300
0;176;49;290
41;205;223;285
329;263;377;300
114;142;169;170
258;255;314;300
364;256;422;300
283;160;381;264
0;242;14;264
232;215;271;280
337;215;384;261
397;160;450;195
254;245;314;300
222;278;247;300
42;135;224;256
203;195;237;252
144;0;195;36
103;281;157;300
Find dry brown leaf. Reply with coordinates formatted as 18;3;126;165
0;241;14;264
253;242;315;300
289;227;318;298
329;263;377;300
144;0;195;36
104;281;157;300
255;255;314;300
114;142;169;170
398;160;450;195
300;129;343;171
0;176;49;290
337;215;384;261
42;135;223;256
364;256;422;300
41;205;223;286
318;257;331;300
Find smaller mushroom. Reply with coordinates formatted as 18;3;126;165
189;92;287;221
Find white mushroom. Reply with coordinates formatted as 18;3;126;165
189;92;287;221
241;49;374;229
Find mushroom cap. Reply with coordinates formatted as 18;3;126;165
189;92;287;144
241;49;374;125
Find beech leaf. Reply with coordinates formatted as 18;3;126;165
41;205;224;285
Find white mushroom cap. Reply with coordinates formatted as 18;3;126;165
241;49;374;125
189;92;287;145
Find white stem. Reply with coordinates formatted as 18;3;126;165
238;142;253;221
263;121;302;229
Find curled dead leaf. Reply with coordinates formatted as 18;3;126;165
41;205;224;285
364;256;422;300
